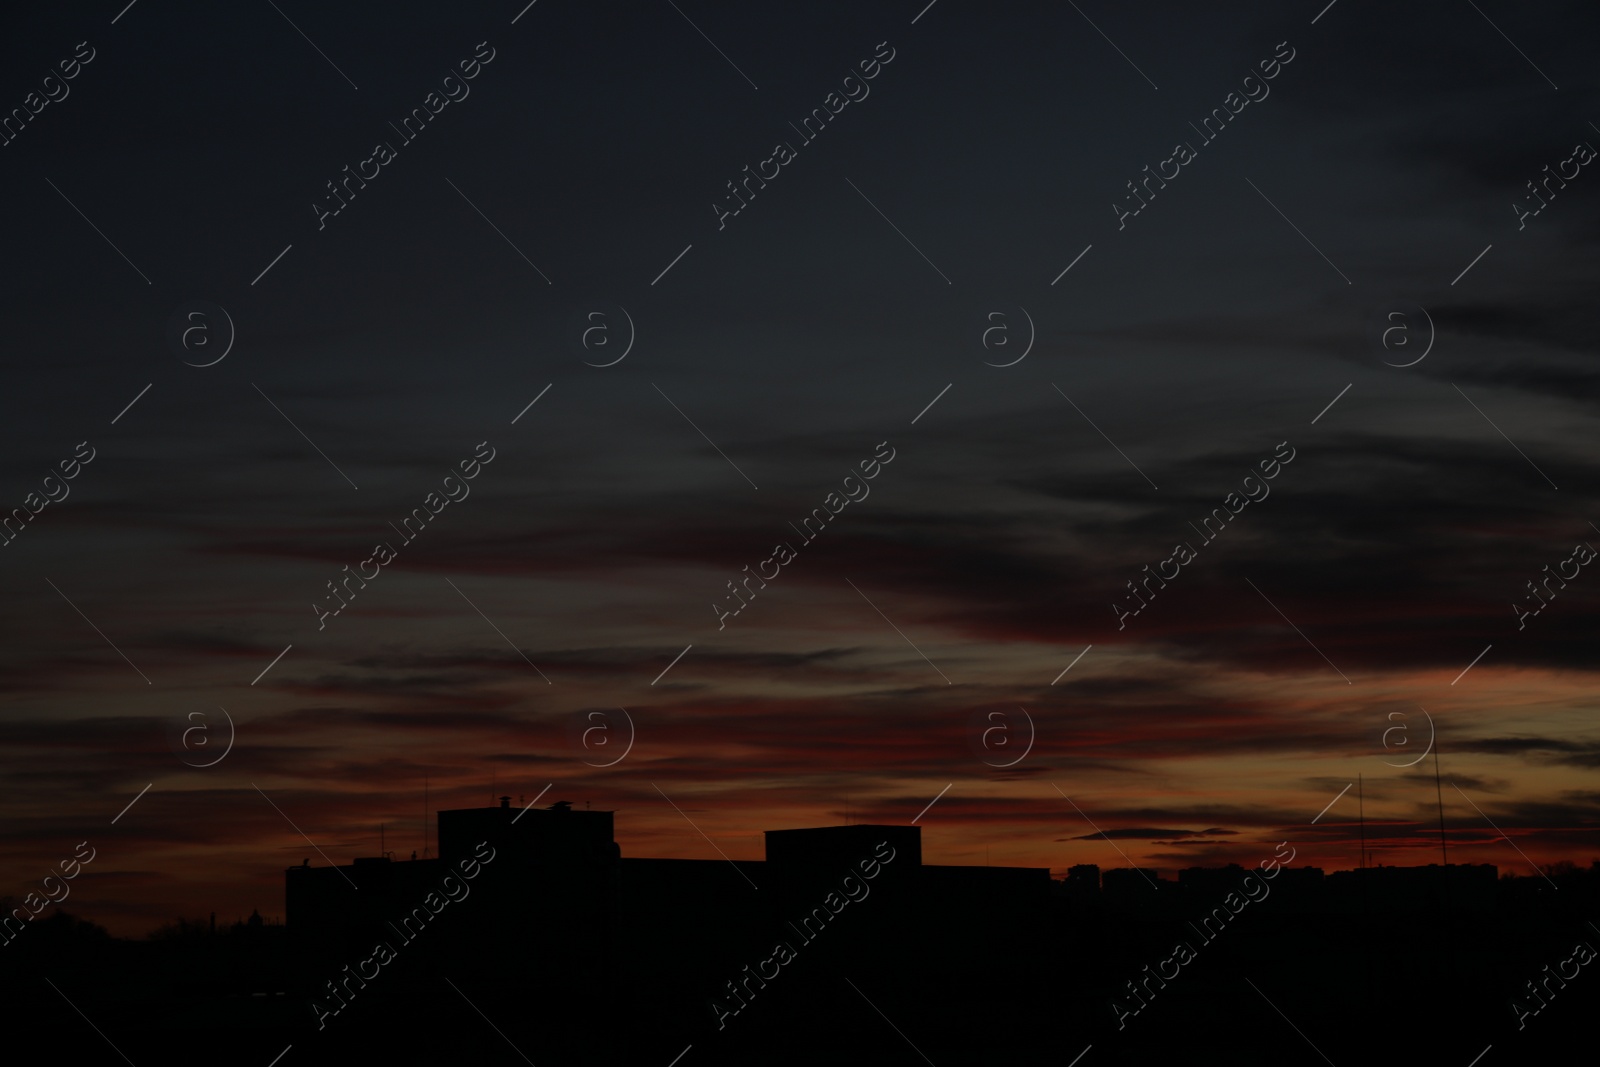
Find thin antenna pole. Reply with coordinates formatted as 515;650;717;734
423;773;429;859
1358;773;1366;870
1433;736;1448;865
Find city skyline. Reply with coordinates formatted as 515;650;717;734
3;0;1598;964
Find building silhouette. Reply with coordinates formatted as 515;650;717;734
283;799;1052;1061
8;801;1595;1066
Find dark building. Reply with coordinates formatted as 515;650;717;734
1178;863;1249;897
1266;865;1327;911
1065;863;1101;891
285;796;622;1059
285;802;1052;1061
1101;867;1166;910
1325;863;1498;912
1174;862;1328;912
437;795;618;865
764;823;923;870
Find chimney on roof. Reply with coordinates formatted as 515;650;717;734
499;795;511;809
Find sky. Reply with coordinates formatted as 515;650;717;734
2;0;1599;936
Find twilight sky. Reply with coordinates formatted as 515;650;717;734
3;0;1600;935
